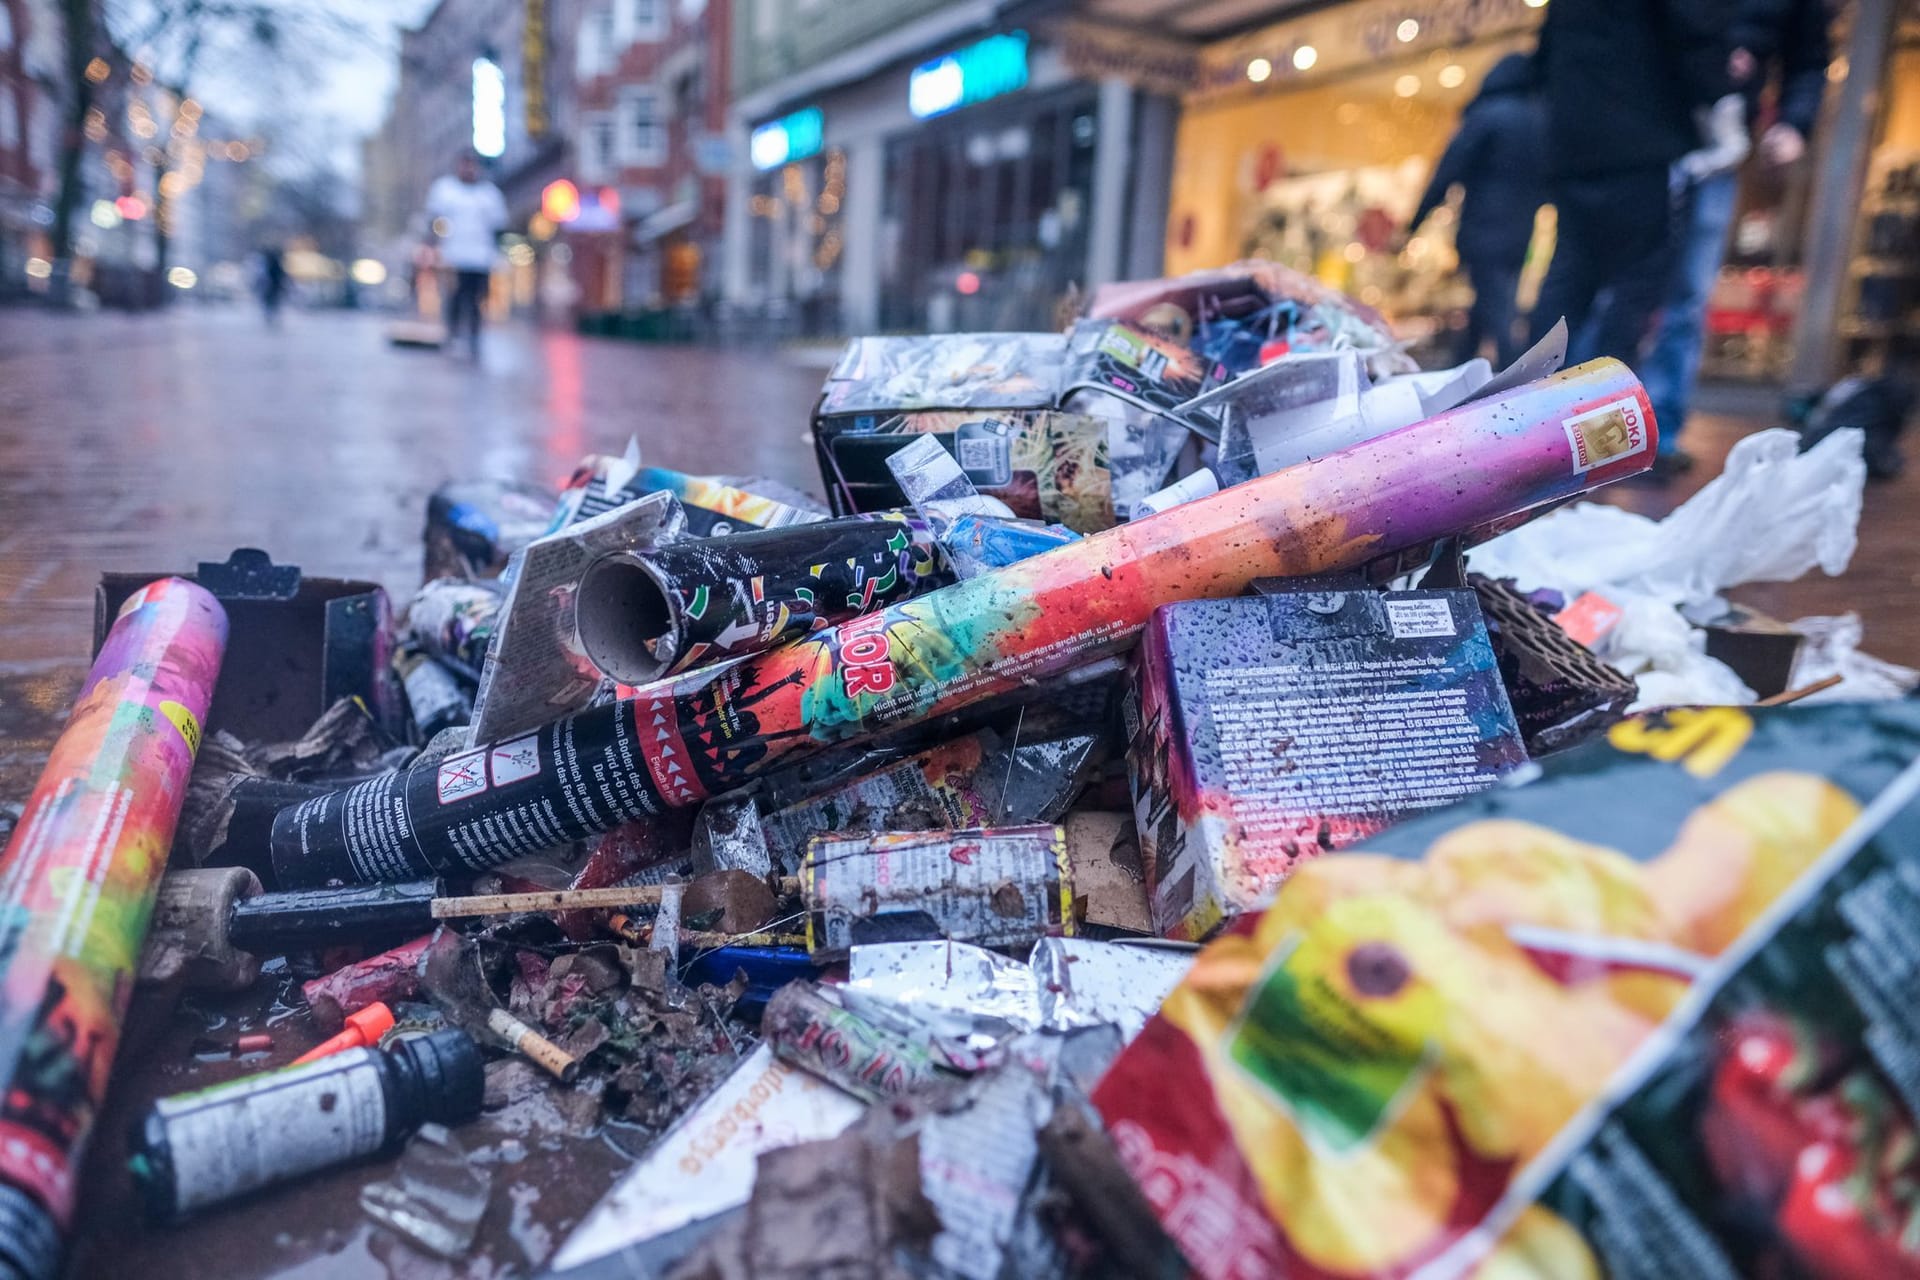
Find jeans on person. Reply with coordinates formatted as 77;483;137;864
1459;258;1525;368
1531;167;1681;366
1636;169;1740;454
446;269;490;355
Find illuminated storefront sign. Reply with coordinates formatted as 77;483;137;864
909;31;1029;119
524;0;549;137
472;56;507;158
750;106;824;171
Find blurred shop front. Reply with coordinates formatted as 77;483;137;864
1165;0;1550;365
725;11;1175;336
1161;0;1911;387
1822;0;1920;384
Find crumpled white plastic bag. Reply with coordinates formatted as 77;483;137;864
1787;614;1920;703
1606;597;1757;710
1470;427;1865;609
1469;428;1869;709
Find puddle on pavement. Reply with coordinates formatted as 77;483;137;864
67;971;631;1279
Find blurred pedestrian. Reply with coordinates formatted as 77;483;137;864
257;246;287;327
1528;0;1738;370
1633;0;1831;476
1405;52;1548;368
426;150;507;359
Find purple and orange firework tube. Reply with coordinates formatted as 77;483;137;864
0;579;227;1280
270;359;1656;888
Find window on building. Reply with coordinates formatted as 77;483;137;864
619;87;665;167
627;0;667;42
581;112;618;183
576;4;614;79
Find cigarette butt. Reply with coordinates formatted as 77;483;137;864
486;1007;579;1082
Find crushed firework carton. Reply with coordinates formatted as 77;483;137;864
94;548;402;745
1060;319;1228;416
801;826;1076;958
1125;587;1526;940
1700;602;1805;700
812;333;1105;524
1060;320;1230;518
551;1043;866;1271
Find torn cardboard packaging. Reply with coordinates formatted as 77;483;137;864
801;826;1076;958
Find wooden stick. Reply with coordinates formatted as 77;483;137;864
685;930;806;948
431;879;800;920
1756;674;1844;707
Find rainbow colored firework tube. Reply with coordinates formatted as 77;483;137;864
575;511;950;684
270;359;1655;888
0;578;227;1280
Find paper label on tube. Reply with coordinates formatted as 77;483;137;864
158;699;201;754
154;1054;390;1214
275;694;677;884
1561;397;1650;474
803;826;1074;956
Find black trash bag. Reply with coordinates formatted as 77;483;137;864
1797;375;1915;481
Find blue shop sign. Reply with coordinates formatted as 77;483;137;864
909;31;1029;119
750;107;825;171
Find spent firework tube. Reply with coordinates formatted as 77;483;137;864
762;980;949;1104
0;579;227;1280
269;360;1655;887
576;511;950;684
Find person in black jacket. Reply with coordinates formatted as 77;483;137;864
1406;53;1548;367
1629;0;1831;477
1528;0;1738;370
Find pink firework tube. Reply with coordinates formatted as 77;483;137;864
271;361;1654;887
0;579;227;1280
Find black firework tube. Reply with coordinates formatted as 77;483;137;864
575;511;948;684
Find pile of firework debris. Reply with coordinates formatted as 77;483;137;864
5;260;1920;1280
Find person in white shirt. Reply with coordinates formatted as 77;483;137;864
425;150;508;357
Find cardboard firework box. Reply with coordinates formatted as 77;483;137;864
1125;588;1527;940
809;332;1110;526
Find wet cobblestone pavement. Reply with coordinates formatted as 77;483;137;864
2;305;1917;1277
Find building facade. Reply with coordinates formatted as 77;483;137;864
563;0;730;313
720;0;1183;336
0;0;60;292
363;0;577;293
